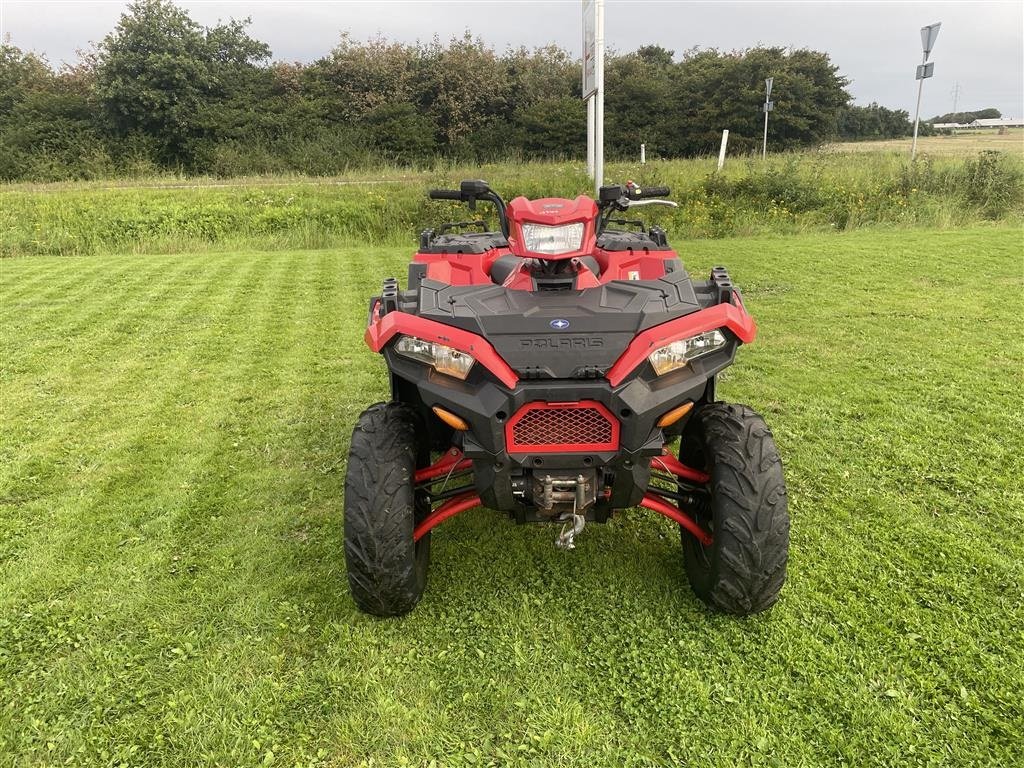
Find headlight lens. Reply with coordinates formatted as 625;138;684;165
648;329;728;376
395;335;476;380
521;222;584;255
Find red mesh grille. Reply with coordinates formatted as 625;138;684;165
507;401;618;452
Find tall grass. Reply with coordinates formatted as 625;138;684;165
2;151;1021;257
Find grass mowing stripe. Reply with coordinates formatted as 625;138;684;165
0;256;201;379
133;253;345;756
0;256;265;577
0;255;294;758
0;256;244;505
0;255;129;308
0;256;284;758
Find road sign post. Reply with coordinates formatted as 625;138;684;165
586;98;595;176
582;0;604;195
911;22;941;160
762;77;774;159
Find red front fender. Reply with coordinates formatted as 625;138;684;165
365;310;520;389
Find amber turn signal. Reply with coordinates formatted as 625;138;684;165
432;406;469;431
657;401;694;428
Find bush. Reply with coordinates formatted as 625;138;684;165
958;151;1024;219
3;153;1021;258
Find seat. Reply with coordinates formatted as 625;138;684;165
489;255;526;285
489;255;602;286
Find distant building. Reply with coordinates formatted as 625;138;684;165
930;118;1024;130
968;118;1024;128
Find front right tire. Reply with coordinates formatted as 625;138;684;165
344;402;430;616
679;402;789;615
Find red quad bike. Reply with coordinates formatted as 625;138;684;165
345;180;789;617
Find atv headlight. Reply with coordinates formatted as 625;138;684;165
394;335;475;380
521;222;584;255
649;329;728;376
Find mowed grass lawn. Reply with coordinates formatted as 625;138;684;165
2;226;1022;766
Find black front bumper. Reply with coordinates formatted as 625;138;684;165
385;345;736;514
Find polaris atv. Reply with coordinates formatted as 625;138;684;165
345;180;788;617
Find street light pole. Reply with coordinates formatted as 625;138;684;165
911;22;941;161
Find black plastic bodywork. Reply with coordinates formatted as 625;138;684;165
379;251;740;522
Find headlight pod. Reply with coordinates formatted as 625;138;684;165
394;335;475;380
520;222;584;255
649;329;728;376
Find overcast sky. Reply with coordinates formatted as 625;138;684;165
2;1;1021;118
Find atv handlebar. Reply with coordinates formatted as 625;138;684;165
627;199;678;209
634;185;671;199
430;180;671;239
428;189;464;201
427;180;509;238
596;182;674;234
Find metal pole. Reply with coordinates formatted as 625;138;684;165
762;110;769;159
587;97;595;177
594;0;605;196
911;53;925;160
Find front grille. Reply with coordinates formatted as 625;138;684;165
506;401;618;452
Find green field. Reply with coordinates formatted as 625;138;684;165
2;224;1022;766
827;129;1024;157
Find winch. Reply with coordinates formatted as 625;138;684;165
529;470;597;514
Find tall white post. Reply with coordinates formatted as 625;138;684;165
587;98;595;176
640;143;646;164
718;130;729;171
594;0;605;196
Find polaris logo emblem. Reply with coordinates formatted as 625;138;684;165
520;337;604;350
550;319;570;330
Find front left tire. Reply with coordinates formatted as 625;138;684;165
344;402;430;616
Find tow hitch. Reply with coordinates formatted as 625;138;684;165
554;474;590;550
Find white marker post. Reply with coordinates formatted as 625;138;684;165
762;77;774;160
582;0;604;195
718;130;729;171
640;143;646;164
912;22;941;160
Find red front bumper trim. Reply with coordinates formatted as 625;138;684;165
640;493;713;547
413;492;482;542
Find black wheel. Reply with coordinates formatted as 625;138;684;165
344;402;431;616
678;402;789;615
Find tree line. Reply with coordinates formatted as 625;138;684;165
1;0;925;181
928;109;1002;124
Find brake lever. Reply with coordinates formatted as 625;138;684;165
626;199;679;208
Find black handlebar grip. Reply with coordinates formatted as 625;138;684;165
639;185;671;198
428;189;463;200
